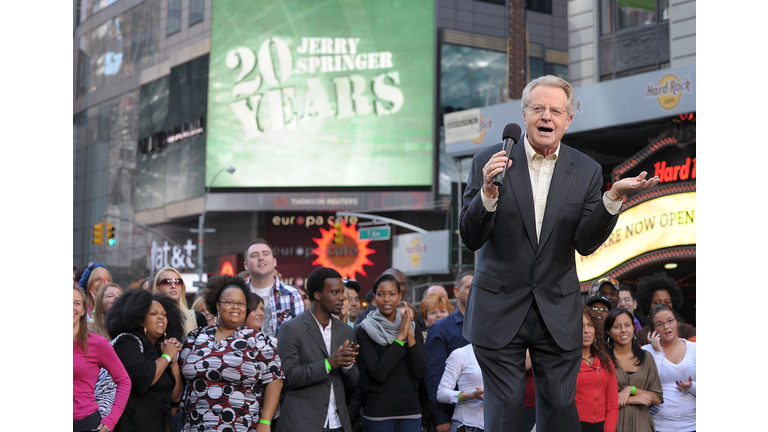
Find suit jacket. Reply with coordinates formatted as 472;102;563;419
459;139;618;351
276;310;360;432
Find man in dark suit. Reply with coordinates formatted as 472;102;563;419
459;75;658;432
276;267;360;432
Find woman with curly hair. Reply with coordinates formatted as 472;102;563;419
575;306;618;432
152;266;206;336
89;283;124;338
105;288;185;432
604;308;663;432
179;275;284;432
73;285;131;432
635;272;695;345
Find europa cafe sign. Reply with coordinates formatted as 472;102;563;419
312;219;375;279
575;192;696;281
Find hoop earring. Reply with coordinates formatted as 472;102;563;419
141;325;147;334
164;331;167;339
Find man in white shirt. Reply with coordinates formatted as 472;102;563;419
244;238;305;338
460;75;659;432
276;267;360;432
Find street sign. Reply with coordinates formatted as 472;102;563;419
358;226;391;241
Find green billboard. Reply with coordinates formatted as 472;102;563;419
207;0;435;188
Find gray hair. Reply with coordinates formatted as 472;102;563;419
521;75;575;117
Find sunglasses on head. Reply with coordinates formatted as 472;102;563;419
597;277;619;286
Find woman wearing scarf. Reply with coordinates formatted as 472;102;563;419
356;273;427;432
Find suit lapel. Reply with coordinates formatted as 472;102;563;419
537;144;574;252
303;311;329;357
504;139;538;250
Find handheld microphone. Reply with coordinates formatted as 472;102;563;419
492;123;522;186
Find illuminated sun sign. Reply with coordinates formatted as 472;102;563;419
312;220;375;279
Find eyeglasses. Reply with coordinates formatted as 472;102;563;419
619;297;633;303
526;104;567;118
219;300;246;309
654;317;677;329
301;294;309;300
158;278;182;285
591;307;608;312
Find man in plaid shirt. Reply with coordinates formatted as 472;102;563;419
244;238;306;338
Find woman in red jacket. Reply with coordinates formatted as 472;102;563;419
576;306;619;432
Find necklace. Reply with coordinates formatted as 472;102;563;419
582;355;594;366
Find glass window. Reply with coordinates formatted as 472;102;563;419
544;63;568;81
168;0;182;35
526;0;552;14
440;44;508;119
600;0;613;35
529;57;544;80
617;0;656;30
658;0;669;20
190;0;204;26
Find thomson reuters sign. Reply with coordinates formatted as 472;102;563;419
646;73;692;110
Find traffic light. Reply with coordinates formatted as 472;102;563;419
106;223;116;246
333;222;343;245
93;223;105;245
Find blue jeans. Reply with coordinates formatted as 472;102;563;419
361;417;421;432
450;419;483;432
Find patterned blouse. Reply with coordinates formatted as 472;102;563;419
179;325;284;432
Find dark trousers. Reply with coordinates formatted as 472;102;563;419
473;301;581;432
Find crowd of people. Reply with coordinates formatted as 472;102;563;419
73;239;695;432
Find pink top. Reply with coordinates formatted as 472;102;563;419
73;332;131;430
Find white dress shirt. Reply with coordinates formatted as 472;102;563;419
437;344;484;429
481;136;622;240
310;311;354;429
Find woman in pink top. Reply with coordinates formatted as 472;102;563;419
73;285;131;431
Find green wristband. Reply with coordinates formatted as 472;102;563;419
393;338;405;346
325;358;332;372
259;419;271;426
631;385;636;395
161;354;172;363
457;393;462;402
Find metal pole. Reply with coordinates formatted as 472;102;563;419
456;157;463;275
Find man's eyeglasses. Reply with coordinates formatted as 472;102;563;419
158;278;182;285
591;307;609;313
219;300;246;309
654;317;676;329
526;104;567;118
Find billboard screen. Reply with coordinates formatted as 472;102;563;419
207;0;435;188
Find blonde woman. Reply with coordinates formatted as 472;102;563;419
152;266;206;337
88;283;124;338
